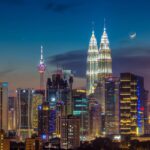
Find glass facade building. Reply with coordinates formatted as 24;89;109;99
16;88;33;140
120;73;146;136
72;89;89;140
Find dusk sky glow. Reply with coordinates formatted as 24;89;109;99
0;0;150;93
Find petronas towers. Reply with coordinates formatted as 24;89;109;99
86;26;112;95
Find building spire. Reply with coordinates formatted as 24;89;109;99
104;18;106;31
41;45;43;61
92;21;95;33
40;45;44;64
100;20;109;50
89;28;98;49
38;45;46;90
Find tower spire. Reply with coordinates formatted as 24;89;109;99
104;18;106;31
92;21;95;33
100;19;109;50
40;45;44;64
41;45;43;60
38;45;46;90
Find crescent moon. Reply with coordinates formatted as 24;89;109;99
130;33;136;39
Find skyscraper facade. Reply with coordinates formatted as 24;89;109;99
60;115;80;149
144;91;150;134
89;97;101;138
72;89;89;140
32;90;43;133
105;77;120;135
16;88;33;140
8;96;17;131
86;30;99;95
39;69;73;139
0;82;8;132
38;102;51;140
119;73;146;136
46;69;73;116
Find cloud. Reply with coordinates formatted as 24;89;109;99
46;0;84;13
114;46;150;57
47;45;150;90
0;68;16;77
46;49;87;77
47;45;150;77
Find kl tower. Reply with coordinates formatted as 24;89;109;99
38;46;46;90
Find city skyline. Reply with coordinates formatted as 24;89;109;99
0;0;150;92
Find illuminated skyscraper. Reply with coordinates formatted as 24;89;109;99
38;102;51;140
86;30;99;95
120;73;146;136
89;97;101;138
60;116;80;149
98;25;112;80
38;46;46;90
32;90;43;133
16;88;33;140
93;25;113;135
8;97;17;131
72;89;89;141
38;69;73;139
0;82;8;132
105;77;120;135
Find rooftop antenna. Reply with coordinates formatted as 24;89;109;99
92;21;95;33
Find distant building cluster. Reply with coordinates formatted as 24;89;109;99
0;24;149;150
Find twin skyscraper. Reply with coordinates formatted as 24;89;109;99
86;25;112;95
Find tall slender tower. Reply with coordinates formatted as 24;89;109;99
98;25;112;80
38;46;46;90
86;30;99;95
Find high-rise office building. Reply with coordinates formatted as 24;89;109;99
38;46;46;90
0;82;8;132
105;77;120;135
144;91;150;134
8;96;17;131
72;89;89;141
86;30;99;95
32;90;43;133
60;115;80;149
38;102;51;140
119;73;147;136
16;88;33;140
25;137;42;150
46;69;73;137
89;97;101;138
0;130;5;150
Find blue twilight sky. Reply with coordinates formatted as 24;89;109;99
0;0;150;91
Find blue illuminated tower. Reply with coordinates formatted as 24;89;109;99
38;46;46;90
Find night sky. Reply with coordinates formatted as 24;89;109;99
0;0;150;93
